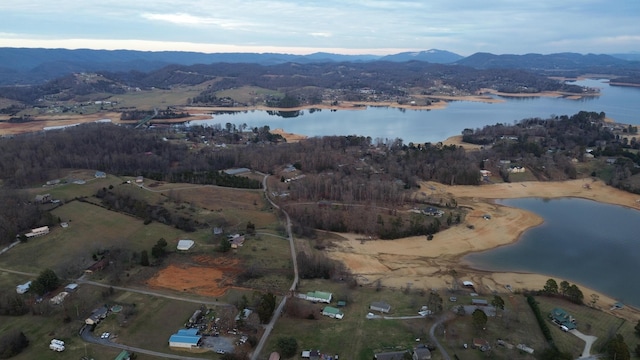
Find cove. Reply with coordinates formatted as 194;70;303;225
190;79;640;144
463;197;640;308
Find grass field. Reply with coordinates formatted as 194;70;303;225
265;279;457;360
216;86;284;105
108;85;206;110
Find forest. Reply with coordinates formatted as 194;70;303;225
0;110;638;245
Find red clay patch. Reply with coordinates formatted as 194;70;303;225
146;256;242;297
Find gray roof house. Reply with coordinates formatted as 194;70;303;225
374;351;408;360
412;347;431;360
370;301;391;313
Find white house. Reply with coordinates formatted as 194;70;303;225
177;239;195;251
305;291;332;303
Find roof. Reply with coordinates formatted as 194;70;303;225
374;351;408;360
307;291;332;301
322;306;342;315
177;239;195;250
413;347;431;360
176;328;199;336
462;281;474;286
370;301;391;310
115;350;131;360
169;335;200;345
337;301;347;307
471;299;488;305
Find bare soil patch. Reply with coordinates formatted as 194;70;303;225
146;255;242;297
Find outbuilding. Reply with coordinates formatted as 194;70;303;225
177;239;195;251
370;301;391;313
169;328;202;348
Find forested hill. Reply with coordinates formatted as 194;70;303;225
1;110;639;245
1;47;639;86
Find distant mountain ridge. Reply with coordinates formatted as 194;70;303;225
0;47;638;85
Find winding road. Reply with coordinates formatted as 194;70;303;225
250;173;299;360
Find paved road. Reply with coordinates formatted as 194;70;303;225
80;325;206;360
428;313;453;360
250;173;299;360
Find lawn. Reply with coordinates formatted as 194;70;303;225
109;85;206;109
535;296;640;358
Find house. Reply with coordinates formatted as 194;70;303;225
229;235;246;248
169;328;202;348
35;194;51;203
135;176;144;184
322;306;344;319
25;226;50;238
471;299;488;306
305;291;332;303
16;281;32;294
85;306;109;325
115;350;131;360
422;207;444;217
64;283;79;292
374;351;408;360
177;239;195;251
370;301;391;313
480;169;492;178
85;258;109;273
95;171;107;178
412;346;432;360
507;166;526;173
549;308;577;330
462;280;474;287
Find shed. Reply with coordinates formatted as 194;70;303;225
370;301;391;313
471;299;488;306
177;239;195;251
336;301;347;307
95;171;107;178
322;306;344;319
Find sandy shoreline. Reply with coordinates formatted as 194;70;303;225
325;179;640;321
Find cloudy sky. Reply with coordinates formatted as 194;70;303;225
1;0;638;55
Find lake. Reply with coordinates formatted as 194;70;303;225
191;79;640;144
190;79;640;307
463;198;640;308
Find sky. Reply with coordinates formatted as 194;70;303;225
1;0;639;56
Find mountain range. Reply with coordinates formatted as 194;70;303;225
0;47;638;85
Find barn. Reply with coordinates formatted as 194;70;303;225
169;328;201;348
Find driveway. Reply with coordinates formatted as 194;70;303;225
569;329;597;358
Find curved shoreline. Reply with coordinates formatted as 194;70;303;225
326;179;640;321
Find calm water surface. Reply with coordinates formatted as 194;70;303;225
463;198;640;308
191;79;640;144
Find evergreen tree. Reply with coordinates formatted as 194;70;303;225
30;269;60;296
140;250;150;266
276;337;298;358
472;308;488;330
256;292;277;324
606;334;630;360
